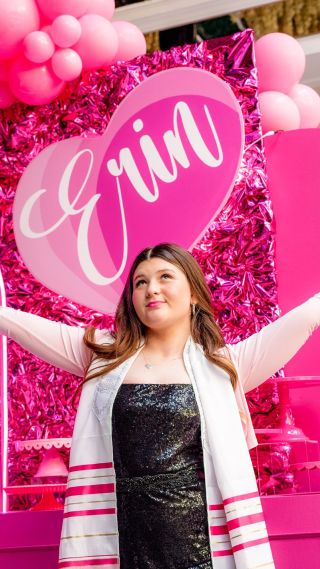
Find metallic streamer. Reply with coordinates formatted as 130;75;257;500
0;29;280;509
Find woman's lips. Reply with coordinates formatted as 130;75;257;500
146;301;165;308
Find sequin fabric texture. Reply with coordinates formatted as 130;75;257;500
111;383;213;569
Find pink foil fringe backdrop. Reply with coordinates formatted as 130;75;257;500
0;30;280;508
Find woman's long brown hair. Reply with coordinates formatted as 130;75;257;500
82;243;238;388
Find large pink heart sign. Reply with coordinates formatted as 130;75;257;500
13;67;244;313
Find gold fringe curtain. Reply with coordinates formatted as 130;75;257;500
145;31;160;52
234;0;320;38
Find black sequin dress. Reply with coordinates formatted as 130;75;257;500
111;383;212;569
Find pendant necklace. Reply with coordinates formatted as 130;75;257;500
142;349;182;370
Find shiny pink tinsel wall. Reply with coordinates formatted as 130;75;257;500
0;30;280;508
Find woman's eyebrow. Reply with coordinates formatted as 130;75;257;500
133;268;176;281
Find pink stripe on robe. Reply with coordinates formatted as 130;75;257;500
69;463;113;472
64;508;116;518
59;558;118;567
66;484;115;497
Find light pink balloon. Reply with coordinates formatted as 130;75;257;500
112;21;146;62
259;91;300;133
0;0;40;58
255;33;306;94
289;83;320;128
9;55;65;105
74;14;118;70
36;0;90;20
84;0;115;20
0;81;16;108
23;30;55;63
51;48;82;81
51;15;82;48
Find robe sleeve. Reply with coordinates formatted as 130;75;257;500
0;306;104;377
226;293;320;393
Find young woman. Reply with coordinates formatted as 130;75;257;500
1;242;320;569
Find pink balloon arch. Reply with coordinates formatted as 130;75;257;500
0;0;147;107
2;4;319;126
255;32;320;132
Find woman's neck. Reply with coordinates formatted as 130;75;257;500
144;326;191;358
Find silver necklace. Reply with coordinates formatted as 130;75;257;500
142;349;183;370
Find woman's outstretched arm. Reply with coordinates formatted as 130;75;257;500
227;293;320;393
0;306;94;377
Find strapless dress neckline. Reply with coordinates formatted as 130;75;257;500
121;383;192;386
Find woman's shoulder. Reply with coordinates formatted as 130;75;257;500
93;328;115;345
193;340;231;360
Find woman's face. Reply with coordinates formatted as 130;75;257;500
132;257;196;331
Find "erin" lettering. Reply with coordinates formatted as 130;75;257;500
19;100;224;285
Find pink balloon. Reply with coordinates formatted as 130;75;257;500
255;33;306;94
74;14;118;70
84;0;115;20
36;0;90;20
0;0;40;58
51;15;82;48
41;25;52;34
9;55;65;105
23;30;55;63
112;21;146;62
39;14;51;27
259;91;300;133
0;81;16;108
0;59;13;82
51;48;82;81
289;83;320;128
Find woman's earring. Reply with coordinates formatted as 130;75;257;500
192;303;196;317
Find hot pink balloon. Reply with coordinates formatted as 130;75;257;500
24;30;55;63
51;48;82;81
259;91;300;133
9;55;65;105
51;15;82;48
0;59;13;82
74;14;118;70
0;0;40;58
255;33;306;94
289;83;320;129
84;0;115;20
112;21;146;62
39;14;51;27
36;0;90;20
41;25;52;34
0;81;16;108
